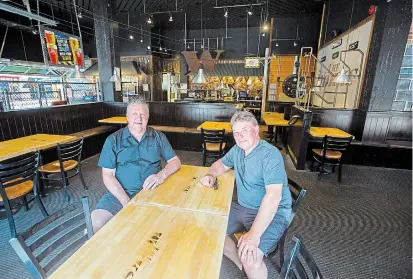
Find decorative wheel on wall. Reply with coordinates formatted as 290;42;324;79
282;74;305;98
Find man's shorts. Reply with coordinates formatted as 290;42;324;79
227;201;289;256
95;191;136;216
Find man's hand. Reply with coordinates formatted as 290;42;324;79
142;173;166;190
200;174;214;187
237;231;261;264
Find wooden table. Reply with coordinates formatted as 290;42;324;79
49;165;235;279
133;165;235;215
0;134;77;162
99;116;128;124
262;112;289;127
310;127;353;138
49;203;228;279
197;121;232;133
235;103;244;110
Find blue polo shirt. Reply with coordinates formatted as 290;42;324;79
98;126;176;195
221;140;292;219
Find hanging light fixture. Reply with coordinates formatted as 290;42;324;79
262;33;265;37
169;12;173;22
129;34;134;39
32;29;37;35
224;7;228;18
147;14;153;24
77;12;82;18
147;45;151;50
192;68;207;84
159;46;163;51
109;67;119;82
262;22;269;31
293;41;297;46
334;69;351;84
140;37;143;43
275;42;279;47
247;5;253;15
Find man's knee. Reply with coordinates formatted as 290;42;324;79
91;209;113;232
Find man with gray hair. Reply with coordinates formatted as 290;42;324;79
92;98;181;232
200;111;292;279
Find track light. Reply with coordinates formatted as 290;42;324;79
247;5;253;15
77;12;82;19
276;42;279;47
147;45;151;50
32;29;37;35
159;46;163;51
224;7;228;17
129;34;134;39
262;33;265;37
164;48;167;53
147;14;153;24
294;41;297;46
169;12;173;22
140;38;143;43
187;44;190;49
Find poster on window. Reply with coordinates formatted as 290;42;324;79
39;26;84;67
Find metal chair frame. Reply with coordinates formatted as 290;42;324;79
9;197;93;279
201;128;226;166
0;152;48;238
40;137;88;201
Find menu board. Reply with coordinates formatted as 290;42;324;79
39;26;83;67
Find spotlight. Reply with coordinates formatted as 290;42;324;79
169;12;173;22
276;42;279;47
147;45;151;50
262;22;269;31
77;12;82;18
294;41;297;46
159;46;163;51
140;38;143;43
164;48;167;53
147;14;153;24
32;29;37;35
187;44;190;49
224;7;228;17
262;33;265;37
129;35;134;39
247;5;253;15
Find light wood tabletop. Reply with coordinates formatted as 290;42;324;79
310;127;353;138
133;165;235;215
0;134;77;162
262;112;289;127
235;103;244;109
99;116;128;124
197;121;232;132
49;203;228;279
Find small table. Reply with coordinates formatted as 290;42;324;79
262;112;290;144
0;134;77;162
49;203;228;279
197;121;232;133
98;116;128;124
133;165;235;215
310;127;353;138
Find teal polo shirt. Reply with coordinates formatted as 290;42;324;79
221;140;292;219
98;126;176;195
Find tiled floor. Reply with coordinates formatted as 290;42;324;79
0;149;411;279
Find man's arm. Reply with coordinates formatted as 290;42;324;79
102;167;131;207
238;184;282;262
142;156;181;190
199;159;231;187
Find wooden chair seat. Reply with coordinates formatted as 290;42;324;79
205;142;226;152
0;179;33;201
39;160;78;173
312;149;342;159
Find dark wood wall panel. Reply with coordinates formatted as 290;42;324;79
103;102;238;128
0;103;105;141
362;111;412;143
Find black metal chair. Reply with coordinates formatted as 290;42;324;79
9;197;94;279
201;128;226;166
311;135;353;182
235;178;307;270
279;235;323;279
39;138;88;201
0;151;48;238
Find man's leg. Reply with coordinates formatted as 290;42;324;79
91;209;113;232
92;192;123;232
223;236;242;270
241;249;267;279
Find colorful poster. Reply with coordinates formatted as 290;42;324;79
40;26;83;67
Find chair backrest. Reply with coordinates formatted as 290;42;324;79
288;178;307;225
0;152;41;198
201;128;226;152
323;135;352;154
57;137;84;164
9;197;93;279
280;235;323;279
